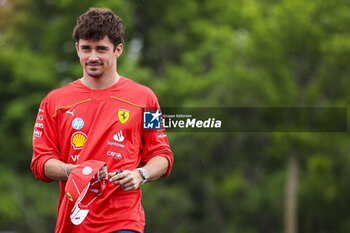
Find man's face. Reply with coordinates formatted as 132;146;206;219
76;36;122;78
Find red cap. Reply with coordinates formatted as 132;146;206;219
65;160;107;225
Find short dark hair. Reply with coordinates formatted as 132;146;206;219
73;8;124;47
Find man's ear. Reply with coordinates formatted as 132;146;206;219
75;42;80;54
115;43;123;59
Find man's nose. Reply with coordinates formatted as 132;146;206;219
88;51;98;61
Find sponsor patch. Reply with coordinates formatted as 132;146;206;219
71;154;80;162
71;132;87;150
35;123;44;129
113;130;124;142
118;110;130;124
67;192;73;201
66;109;75;116
37;115;44;121
33;130;42;138
72;118;84;130
107;151;122;159
107;141;125;148
82;166;92;175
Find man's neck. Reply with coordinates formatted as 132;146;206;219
80;73;120;90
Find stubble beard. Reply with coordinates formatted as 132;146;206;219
85;63;104;78
87;70;104;78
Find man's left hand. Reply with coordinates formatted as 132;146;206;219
108;170;143;191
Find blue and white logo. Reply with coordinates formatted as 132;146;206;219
82;166;92;175
72;118;84;130
143;110;162;129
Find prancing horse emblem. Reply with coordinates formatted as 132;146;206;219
118;110;130;124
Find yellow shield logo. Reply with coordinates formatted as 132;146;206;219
118;110;130;124
66;192;73;201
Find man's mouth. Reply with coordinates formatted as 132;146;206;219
87;62;103;66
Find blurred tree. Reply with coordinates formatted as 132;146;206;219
135;0;350;233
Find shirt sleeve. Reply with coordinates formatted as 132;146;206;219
140;92;174;177
31;96;61;183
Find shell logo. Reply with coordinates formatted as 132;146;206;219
71;132;87;150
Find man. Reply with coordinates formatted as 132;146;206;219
31;8;174;233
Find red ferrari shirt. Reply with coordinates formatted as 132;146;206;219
31;77;174;233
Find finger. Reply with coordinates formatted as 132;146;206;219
98;170;107;180
99;168;106;174
122;181;139;191
109;170;127;184
111;176;130;187
108;169;123;178
120;174;140;191
107;172;115;177
99;173;107;180
109;173;123;183
121;183;127;190
119;170;131;180
107;172;113;178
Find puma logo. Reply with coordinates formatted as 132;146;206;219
66;109;76;116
